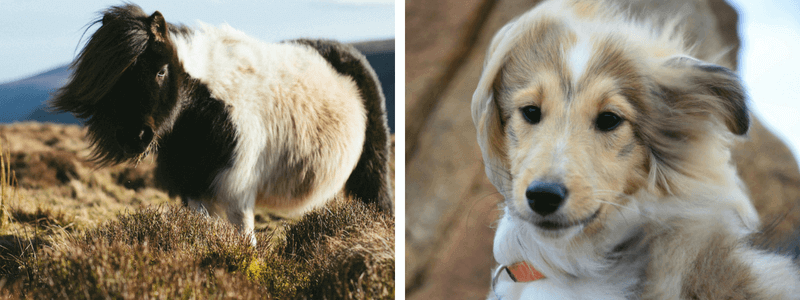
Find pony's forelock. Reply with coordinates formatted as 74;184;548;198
51;4;151;119
50;4;162;166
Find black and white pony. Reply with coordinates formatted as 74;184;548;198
51;4;393;244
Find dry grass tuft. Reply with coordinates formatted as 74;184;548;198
1;199;393;299
10;206;75;231
0;125;394;299
283;200;395;299
8;151;82;189
9;206;268;299
1;141;14;229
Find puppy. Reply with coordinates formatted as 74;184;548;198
51;4;392;245
471;0;800;298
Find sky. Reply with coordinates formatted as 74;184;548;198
727;0;800;162
0;0;394;84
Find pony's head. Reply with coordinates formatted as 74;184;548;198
52;4;183;165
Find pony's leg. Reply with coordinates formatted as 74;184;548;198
184;197;227;219
184;197;210;216
226;197;257;247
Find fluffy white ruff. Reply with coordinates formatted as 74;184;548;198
491;203;645;300
489;176;770;300
491;266;632;300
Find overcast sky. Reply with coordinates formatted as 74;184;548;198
727;0;800;162
0;0;394;83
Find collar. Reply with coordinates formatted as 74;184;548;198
493;261;546;284
506;261;546;282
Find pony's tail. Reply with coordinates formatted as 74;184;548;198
287;39;393;214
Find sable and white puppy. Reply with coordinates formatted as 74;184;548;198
51;4;392;245
472;0;800;298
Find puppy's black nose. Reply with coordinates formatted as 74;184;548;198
525;181;567;216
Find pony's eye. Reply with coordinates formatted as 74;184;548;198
520;106;541;124
596;112;623;131
156;65;168;78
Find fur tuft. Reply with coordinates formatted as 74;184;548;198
287;39;394;214
50;4;152;165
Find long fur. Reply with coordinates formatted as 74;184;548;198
473;1;800;298
51;5;184;165
50;4;392;245
285;39;393;213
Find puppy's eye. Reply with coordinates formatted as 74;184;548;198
596;112;623;131
520;106;541;124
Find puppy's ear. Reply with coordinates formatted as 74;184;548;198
148;11;169;42
658;56;749;135
473;18;523;191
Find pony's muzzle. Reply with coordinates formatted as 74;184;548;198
525;181;567;216
116;126;154;154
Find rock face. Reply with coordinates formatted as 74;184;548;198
405;0;800;299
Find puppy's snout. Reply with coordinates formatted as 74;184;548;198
525;181;567;216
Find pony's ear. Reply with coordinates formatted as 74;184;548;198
657;56;749;135
148;11;168;42
102;13;115;25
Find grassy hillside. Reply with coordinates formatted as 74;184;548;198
0;122;395;299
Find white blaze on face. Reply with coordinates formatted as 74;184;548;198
567;37;593;83
552;133;570;178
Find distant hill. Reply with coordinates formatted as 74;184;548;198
353;40;395;132
0;39;395;132
0;66;74;123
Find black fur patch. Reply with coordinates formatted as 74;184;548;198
50;4;192;167
154;80;237;200
287;39;393;213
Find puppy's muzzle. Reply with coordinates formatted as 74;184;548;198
525;181;567;216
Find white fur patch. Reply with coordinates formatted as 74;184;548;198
741;250;800;299
170;24;366;237
492;203;646;298
491;271;632;300
567;37;592;82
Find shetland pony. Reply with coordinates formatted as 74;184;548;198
51;4;392;245
472;0;800;298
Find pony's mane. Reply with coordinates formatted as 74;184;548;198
50;4;192;166
52;4;191;118
52;4;150;119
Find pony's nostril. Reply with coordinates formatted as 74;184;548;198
525;181;567;216
139;127;154;143
117;126;154;154
136;126;154;151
